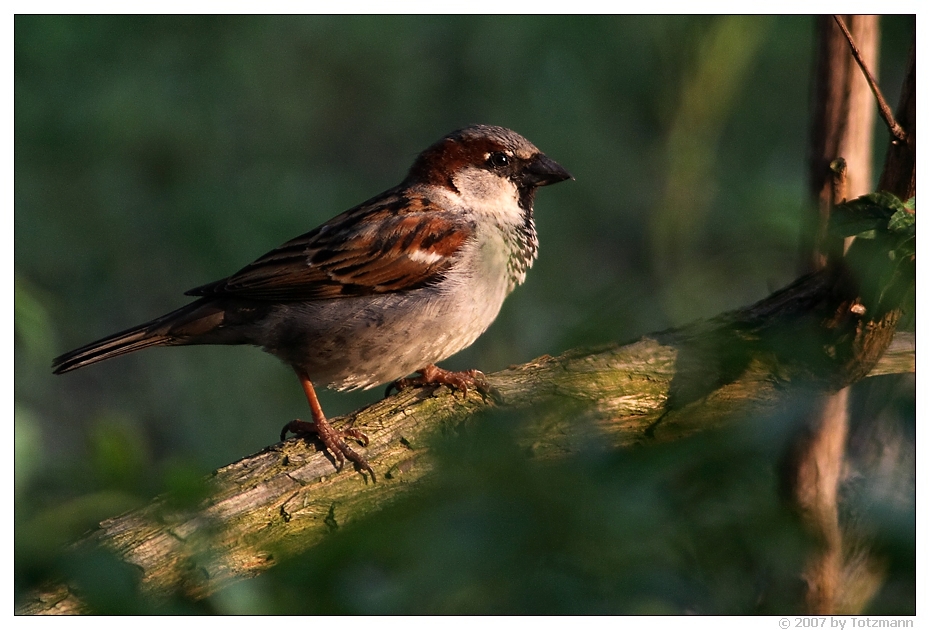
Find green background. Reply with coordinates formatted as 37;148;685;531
15;15;915;614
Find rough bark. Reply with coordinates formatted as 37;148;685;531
17;309;914;615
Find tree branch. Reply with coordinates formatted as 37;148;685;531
17;291;914;614
832;15;906;142
877;45;916;199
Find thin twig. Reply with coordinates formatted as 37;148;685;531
832;15;907;142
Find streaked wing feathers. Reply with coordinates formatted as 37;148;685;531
186;194;472;300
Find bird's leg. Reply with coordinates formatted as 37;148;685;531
281;372;375;480
385;363;494;399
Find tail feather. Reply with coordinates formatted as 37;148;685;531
52;299;226;374
52;326;173;374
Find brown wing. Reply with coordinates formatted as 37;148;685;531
186;192;473;301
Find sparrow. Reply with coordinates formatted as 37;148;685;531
52;124;572;480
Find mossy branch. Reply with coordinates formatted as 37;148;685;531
19;283;914;614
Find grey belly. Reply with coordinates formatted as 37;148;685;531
253;287;499;390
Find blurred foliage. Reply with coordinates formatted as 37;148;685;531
830;192;916;239
14;15;915;614
247;404;817;615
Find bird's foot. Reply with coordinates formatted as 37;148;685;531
385;363;496;400
281;418;375;481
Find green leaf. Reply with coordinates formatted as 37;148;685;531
829;192;910;238
888;207;916;234
894;234;916;260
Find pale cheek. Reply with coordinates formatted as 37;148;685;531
451;167;521;223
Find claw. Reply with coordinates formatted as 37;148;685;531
285;372;376;482
281;418;375;480
384;364;496;401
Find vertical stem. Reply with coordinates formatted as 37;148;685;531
805;15;878;272
793;14;879;615
876;45;916;199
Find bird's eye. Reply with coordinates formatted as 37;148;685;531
488;152;509;168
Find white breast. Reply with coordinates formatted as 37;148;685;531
269;174;538;391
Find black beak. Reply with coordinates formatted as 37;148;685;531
522;153;573;187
